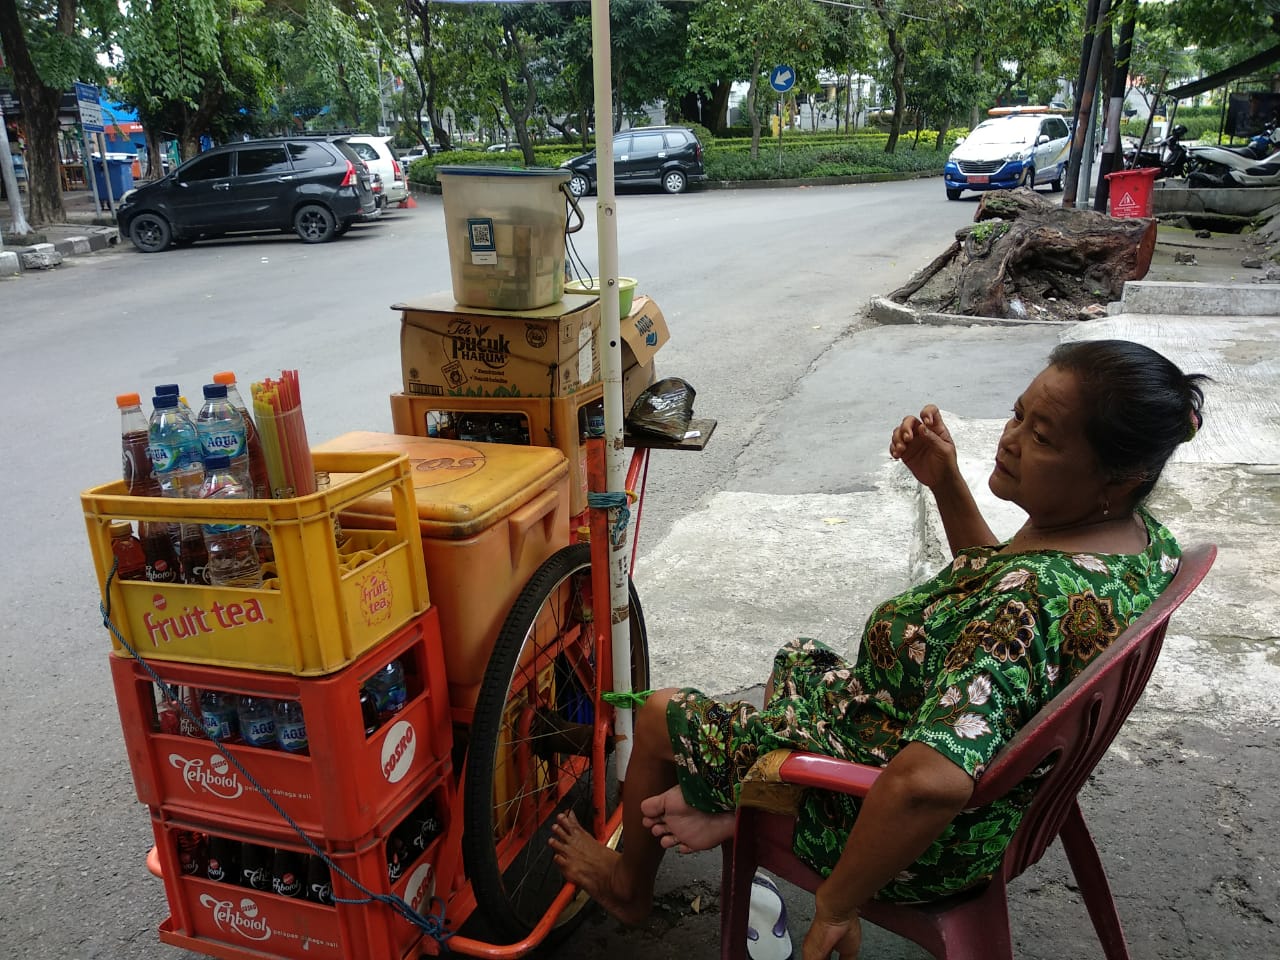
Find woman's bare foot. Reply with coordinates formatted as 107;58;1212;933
549;811;652;925
639;785;736;853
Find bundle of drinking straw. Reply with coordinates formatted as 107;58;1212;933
250;370;316;498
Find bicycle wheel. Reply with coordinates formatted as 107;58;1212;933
462;542;650;943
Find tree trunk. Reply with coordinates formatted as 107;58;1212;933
885;25;907;153
887;187;1156;320
707;80;732;135
0;0;69;226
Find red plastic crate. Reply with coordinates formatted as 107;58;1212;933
112;609;451;843
151;784;451;960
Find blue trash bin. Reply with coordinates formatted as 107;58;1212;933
90;156;136;208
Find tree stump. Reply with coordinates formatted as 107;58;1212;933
889;188;1157;321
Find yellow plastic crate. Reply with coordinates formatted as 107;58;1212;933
82;451;430;676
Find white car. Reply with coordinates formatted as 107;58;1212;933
943;113;1071;200
344;135;408;205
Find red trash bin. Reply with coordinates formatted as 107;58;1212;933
1104;166;1160;218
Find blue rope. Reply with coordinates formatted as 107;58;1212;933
586;491;630;548
99;560;456;948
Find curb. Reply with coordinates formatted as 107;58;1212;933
2;226;120;275
867;296;1070;327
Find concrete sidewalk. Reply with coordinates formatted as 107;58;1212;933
622;218;1280;959
0;182;121;277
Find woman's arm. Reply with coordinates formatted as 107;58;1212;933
889;406;998;554
801;742;975;959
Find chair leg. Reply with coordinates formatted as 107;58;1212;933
720;811;760;960
1060;800;1132;960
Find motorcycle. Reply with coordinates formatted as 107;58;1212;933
1123;123;1190;179
1185;127;1280;179
1188;157;1280;189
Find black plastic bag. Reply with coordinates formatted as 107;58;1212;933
626;377;696;441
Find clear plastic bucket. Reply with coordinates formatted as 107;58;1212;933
437;166;583;310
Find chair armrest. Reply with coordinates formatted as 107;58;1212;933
739;749;884;815
778;752;884;796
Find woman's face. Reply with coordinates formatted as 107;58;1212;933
988;364;1112;527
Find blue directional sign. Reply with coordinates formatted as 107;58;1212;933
74;82;103;132
769;65;796;94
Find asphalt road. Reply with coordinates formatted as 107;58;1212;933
0;178;980;960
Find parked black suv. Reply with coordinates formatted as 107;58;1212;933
118;136;379;252
561;126;706;196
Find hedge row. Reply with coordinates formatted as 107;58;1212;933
407;134;955;185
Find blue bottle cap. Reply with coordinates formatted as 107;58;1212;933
155;384;180;396
203;383;228;399
152;394;178;409
205;455;232;469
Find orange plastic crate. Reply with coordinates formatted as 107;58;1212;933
389;383;603;516
112;609;451;843
150;784;451;960
83;451;429;676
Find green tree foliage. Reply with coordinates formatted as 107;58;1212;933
0;0;115;224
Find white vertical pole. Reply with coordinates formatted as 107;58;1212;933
589;0;633;779
0;97;33;236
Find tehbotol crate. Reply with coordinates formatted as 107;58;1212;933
151;783;451;960
82;451;429;676
111;609;451;843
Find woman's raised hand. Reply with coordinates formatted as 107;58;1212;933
889;405;959;490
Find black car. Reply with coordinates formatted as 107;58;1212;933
561;126;706;196
118;136;379;253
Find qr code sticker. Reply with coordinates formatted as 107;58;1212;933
467;218;495;251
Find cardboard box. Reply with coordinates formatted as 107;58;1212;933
396;292;601;398
619;295;668;413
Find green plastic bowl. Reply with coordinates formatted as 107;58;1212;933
564;276;638;316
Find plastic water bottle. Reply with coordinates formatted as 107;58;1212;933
196;383;251;491
366;660;408;723
149;393;204;565
148;393;205;500
237;696;277;748
199;689;240;742
199;455;263;588
274;700;309;754
212;371;271;501
154;383;195;420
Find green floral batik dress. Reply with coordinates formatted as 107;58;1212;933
667;507;1181;903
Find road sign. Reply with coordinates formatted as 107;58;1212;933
74;82;103;132
769;65;795;94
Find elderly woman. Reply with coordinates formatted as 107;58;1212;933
550;339;1208;959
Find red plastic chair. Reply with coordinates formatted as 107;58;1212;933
720;543;1216;960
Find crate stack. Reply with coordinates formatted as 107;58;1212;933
391;291;669;520
84;450;451;960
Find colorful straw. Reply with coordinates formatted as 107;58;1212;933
250;370;315;498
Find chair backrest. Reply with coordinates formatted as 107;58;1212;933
969;543;1215;883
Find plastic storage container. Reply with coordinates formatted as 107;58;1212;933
314;432;570;714
1105;166;1160;218
111;609;450;842
436;166;576;311
388;381;604;517
149;782;450;960
83;451;430;676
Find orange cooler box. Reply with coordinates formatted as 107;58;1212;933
315;432;571;713
82;451;430;676
388;382;603;516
